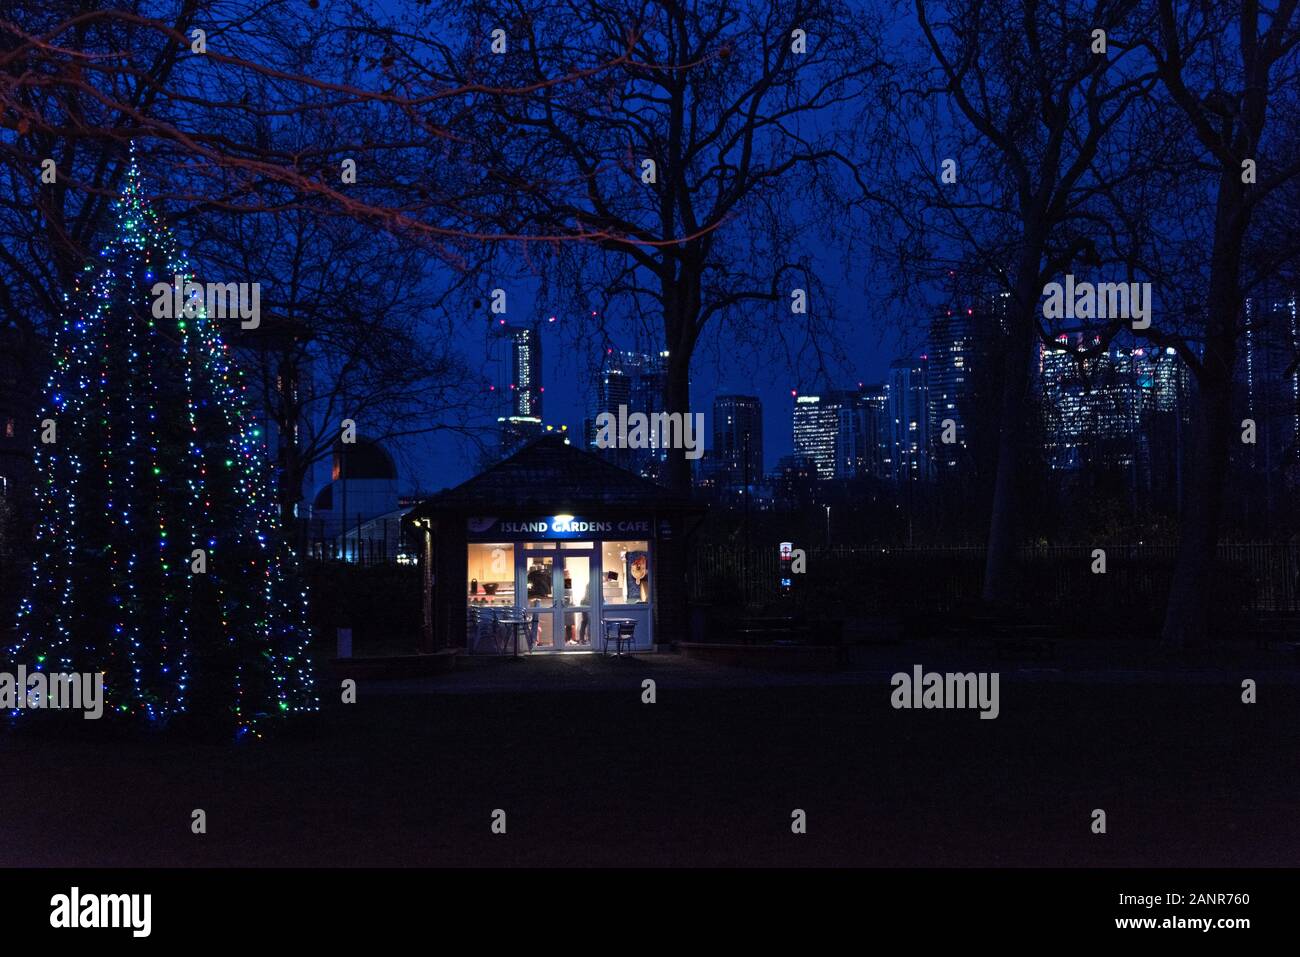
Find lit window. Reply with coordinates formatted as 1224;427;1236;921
467;542;515;607
601;540;650;605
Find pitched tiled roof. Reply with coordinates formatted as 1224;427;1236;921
409;435;695;514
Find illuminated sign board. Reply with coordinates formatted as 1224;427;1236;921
467;515;652;540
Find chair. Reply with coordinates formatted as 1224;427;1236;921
604;619;636;657
525;612;540;653
475;608;500;654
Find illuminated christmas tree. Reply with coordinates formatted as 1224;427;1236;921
9;147;317;734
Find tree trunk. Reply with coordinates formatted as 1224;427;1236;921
1162;192;1245;646
1161;369;1233;646
274;348;306;551
663;349;692;494
278;462;305;553
660;263;701;496
981;254;1043;606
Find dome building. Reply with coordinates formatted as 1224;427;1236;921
310;436;401;556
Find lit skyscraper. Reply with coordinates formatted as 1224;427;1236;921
506;323;542;418
586;362;633;470
492;321;545;456
1039;335;1141;473
1037;335;1192;498
1239;290;1300;518
793;394;838;480
927;294;1007;473
584;348;672;480
887;357;931;483
713;394;764;490
858;384;890;480
792;388;881;482
1242;291;1300;472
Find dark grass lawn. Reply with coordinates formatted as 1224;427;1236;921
2;667;1298;867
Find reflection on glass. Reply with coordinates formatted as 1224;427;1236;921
526;555;554;605
526;555;557;648
601;540;650;605
467;542;515;607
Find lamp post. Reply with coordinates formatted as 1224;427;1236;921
824;504;831;547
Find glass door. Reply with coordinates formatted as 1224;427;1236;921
520;545;597;652
558;552;594;649
521;551;557;650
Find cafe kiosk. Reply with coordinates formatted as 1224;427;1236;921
407;435;702;654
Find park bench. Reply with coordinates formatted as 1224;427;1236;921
990;623;1060;661
731;616;816;646
1252;616;1300;651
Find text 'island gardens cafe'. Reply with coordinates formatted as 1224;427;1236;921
406;435;703;655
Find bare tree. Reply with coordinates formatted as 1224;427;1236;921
889;0;1162;603
194;204;482;530
429;0;888;492
0;1;635;270
1134;0;1300;645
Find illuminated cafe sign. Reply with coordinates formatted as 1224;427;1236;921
467;515;652;540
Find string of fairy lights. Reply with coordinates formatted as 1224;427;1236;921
9;145;317;733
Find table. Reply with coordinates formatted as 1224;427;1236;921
601;618;637;656
496;617;528;658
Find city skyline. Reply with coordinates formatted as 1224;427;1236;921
400;285;1300;501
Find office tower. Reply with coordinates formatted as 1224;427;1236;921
1241;291;1300;471
505;322;543;417
833;387;881;480
1238;290;1300;520
1037;336;1195;501
1039;335;1139;473
630;351;670;481
1131;344;1192;504
492;321;545;456
584;348;672;480
792;387;884;483
858;384;891;480
793;394;838;480
713;394;764;490
887;357;931;483
585;361;633;469
831;392;863;480
927;297;1006;473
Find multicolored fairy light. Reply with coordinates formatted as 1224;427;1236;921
8;145;317;733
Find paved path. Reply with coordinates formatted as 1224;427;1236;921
357;641;1300;695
